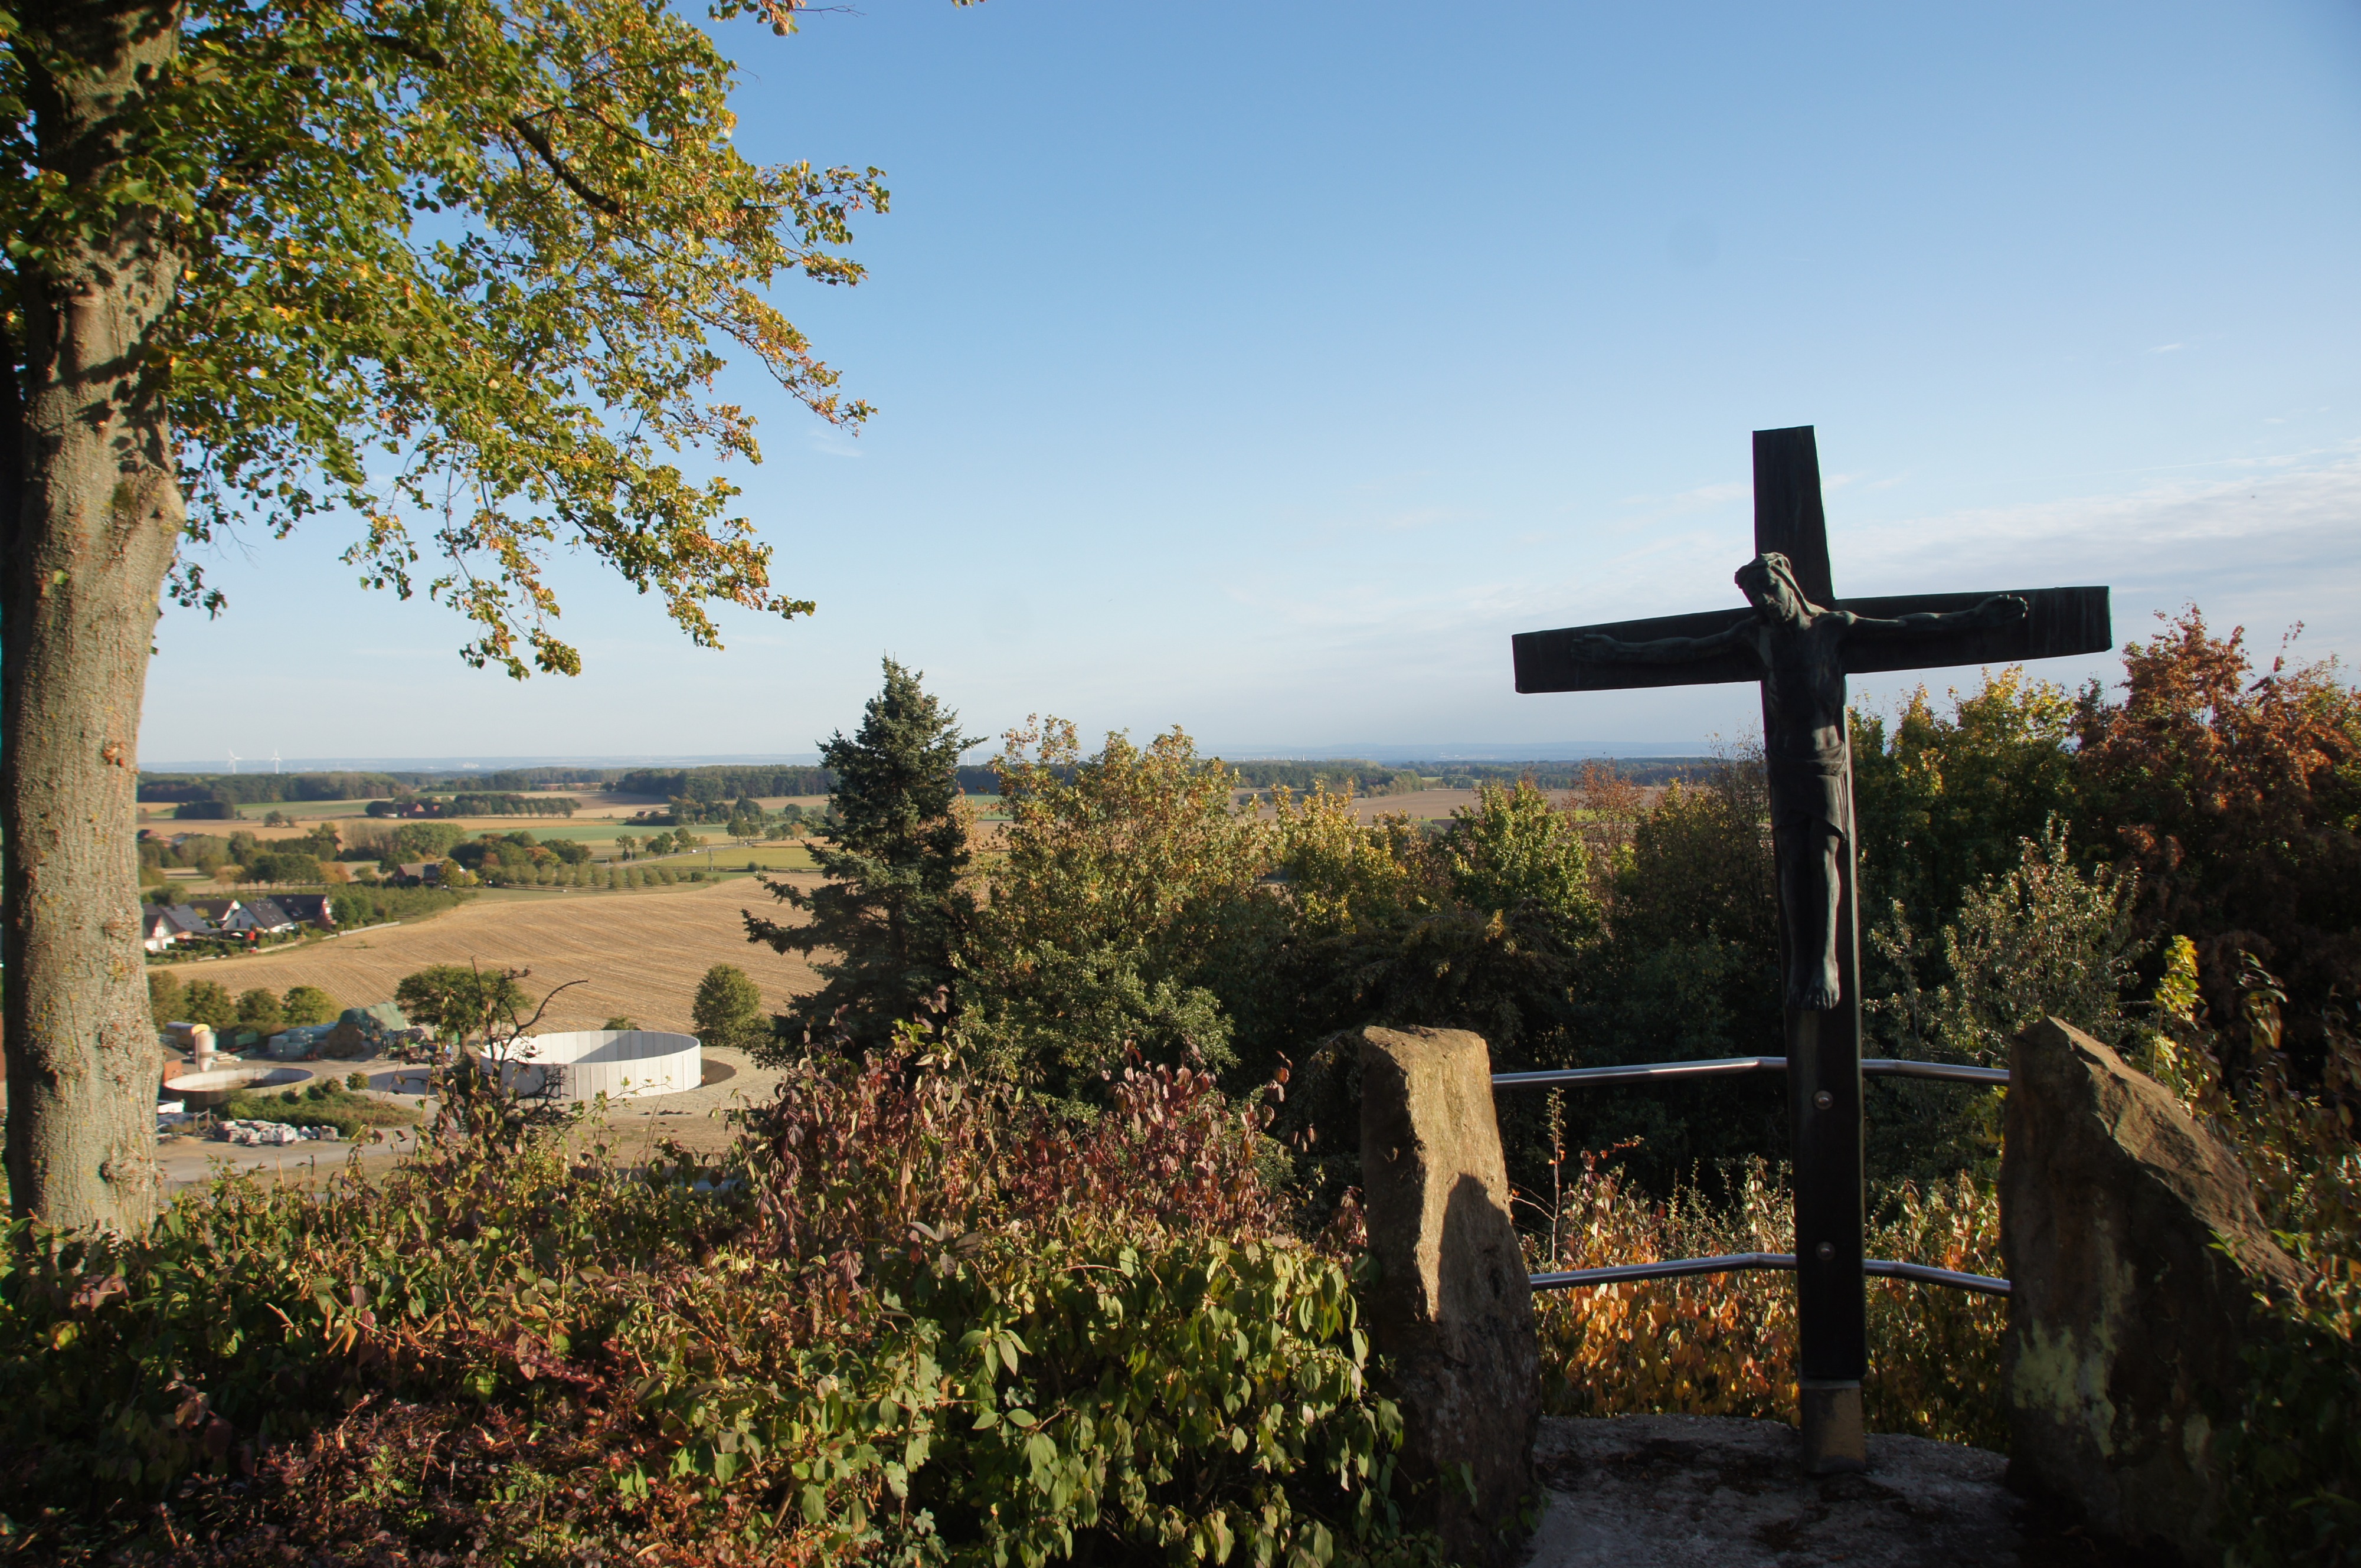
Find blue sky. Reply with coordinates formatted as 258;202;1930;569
142;0;2361;768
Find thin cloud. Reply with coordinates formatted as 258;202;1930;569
1236;442;2361;673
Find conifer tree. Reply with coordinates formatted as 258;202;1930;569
745;658;976;1053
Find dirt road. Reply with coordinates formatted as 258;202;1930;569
169;876;825;1033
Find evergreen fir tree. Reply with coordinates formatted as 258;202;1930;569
745;657;977;1053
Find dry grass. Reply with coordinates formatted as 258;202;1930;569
170;875;825;1033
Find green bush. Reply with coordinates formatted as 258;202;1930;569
327;884;473;928
2223;1257;2361;1566
214;1085;420;1139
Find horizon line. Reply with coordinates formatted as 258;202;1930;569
138;741;1716;773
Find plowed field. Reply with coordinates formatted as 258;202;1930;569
171;876;825;1033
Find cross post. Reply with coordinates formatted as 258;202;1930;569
1511;426;2110;1472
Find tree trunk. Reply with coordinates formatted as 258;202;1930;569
2;0;188;1230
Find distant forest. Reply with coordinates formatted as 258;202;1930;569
138;771;406;804
138;757;1708;810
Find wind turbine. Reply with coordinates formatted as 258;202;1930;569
227;746;240;774
270;747;282;774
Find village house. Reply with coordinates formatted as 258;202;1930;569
182;894;336;936
235;898;298;935
270;893;338;928
141;904;217;953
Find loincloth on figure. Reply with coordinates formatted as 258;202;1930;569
1765;754;1852;837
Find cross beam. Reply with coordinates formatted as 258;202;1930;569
1512;585;2112;696
1511;425;2110;1473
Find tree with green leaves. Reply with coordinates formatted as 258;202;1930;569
1850;666;2082;937
146;969;182;1027
1440;779;1602;932
234;988;284;1031
4;0;894;1228
690;962;769;1053
745;658;976;1052
393;964;530;1043
955;721;1259;1094
281;985;338;1027
177;979;236;1031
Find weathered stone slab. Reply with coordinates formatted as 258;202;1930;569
1523;1415;2176;1566
1523;1415;2028;1567
1359;1024;1540;1567
2002;1016;2301;1565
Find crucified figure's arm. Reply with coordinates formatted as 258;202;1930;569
1846;593;2028;637
1568;621;1754;663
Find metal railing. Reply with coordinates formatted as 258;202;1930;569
1493;1056;2009;1090
1497;1054;2012;1297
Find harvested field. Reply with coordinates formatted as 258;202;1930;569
168;876;826;1034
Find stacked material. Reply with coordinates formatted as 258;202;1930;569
322;1001;410;1058
268;1024;337;1060
215;1120;342;1145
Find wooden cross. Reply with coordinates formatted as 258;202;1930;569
1510;426;2110;1470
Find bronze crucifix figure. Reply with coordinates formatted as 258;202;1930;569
1512;425;2110;1471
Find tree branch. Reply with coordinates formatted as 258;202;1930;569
505;116;624;218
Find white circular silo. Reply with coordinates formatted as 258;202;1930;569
498;1029;701;1103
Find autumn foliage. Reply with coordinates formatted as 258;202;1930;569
0;1047;1405;1566
2074;610;2361;1056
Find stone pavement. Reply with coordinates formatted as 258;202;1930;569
1522;1415;2161;1568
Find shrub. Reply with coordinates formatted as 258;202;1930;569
1528;1153;2006;1450
0;1049;1417;1567
326;884;472;927
344;1072;368;1091
2143;946;2361;1562
215;1084;421;1138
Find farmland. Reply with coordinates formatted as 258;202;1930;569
174;875;826;1034
142;792;835;868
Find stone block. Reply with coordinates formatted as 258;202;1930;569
2001;1016;2301;1565
1358;1025;1540;1566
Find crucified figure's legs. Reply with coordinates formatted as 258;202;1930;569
1775;817;1845;1010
